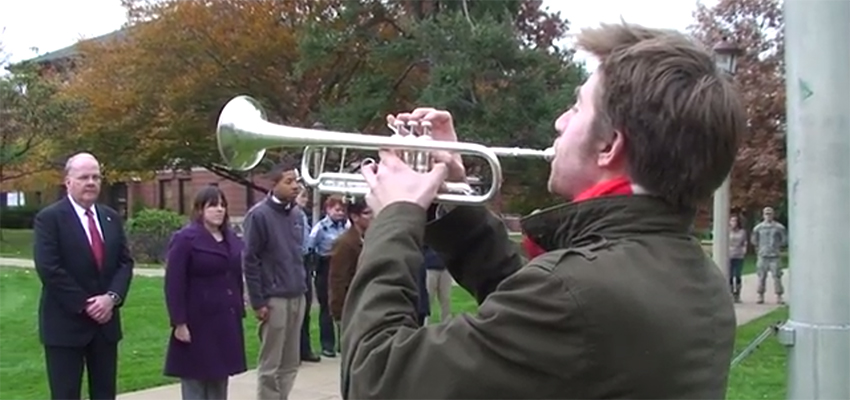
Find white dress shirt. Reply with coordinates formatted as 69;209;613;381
68;196;104;244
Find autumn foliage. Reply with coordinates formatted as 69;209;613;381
58;0;582;210
690;0;786;215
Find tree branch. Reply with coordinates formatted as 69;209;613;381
204;163;270;193
0;167;52;183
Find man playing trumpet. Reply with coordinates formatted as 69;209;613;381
340;22;745;399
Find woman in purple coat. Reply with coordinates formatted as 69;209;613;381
163;185;247;399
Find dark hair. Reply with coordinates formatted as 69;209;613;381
347;197;369;217
576;22;747;209
730;214;742;230
268;155;300;184
192;185;230;229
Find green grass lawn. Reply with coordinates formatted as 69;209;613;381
0;229;33;259
727;306;789;400
0;266;788;399
0;266;477;399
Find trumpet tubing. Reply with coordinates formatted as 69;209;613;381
216;95;553;205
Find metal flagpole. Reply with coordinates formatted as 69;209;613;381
779;0;850;398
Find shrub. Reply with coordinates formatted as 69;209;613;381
126;208;186;263
0;205;41;229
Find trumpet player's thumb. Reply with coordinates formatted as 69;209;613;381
426;162;450;197
428;162;449;183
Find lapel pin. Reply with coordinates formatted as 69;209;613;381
107;216;112;222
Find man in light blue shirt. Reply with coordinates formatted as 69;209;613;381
307;195;349;357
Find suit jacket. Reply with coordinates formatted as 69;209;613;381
329;227;362;321
33;197;135;347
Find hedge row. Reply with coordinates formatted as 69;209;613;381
1;206;187;264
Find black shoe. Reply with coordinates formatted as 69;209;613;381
321;349;336;358
301;353;321;362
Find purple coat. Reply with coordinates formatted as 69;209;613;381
163;222;248;380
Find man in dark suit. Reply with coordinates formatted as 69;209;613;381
33;152;134;400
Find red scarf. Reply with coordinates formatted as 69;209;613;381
520;177;633;259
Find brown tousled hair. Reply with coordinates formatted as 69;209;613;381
575;22;747;210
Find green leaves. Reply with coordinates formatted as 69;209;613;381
0;61;76;189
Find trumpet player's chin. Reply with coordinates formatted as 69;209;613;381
546;166;563;198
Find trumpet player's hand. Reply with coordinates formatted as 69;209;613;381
387;109;466;183
362;150;449;215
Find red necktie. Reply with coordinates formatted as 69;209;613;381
85;209;105;270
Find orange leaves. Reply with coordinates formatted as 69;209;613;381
61;0;353;175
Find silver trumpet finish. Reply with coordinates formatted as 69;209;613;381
216;95;553;205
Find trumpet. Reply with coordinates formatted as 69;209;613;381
216;95;554;205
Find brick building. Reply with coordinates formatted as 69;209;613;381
132;168;274;217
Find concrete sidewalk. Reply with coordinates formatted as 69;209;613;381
0;257;166;277
116;271;790;400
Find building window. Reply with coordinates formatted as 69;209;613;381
159;180;173;210
5;191;26;207
178;178;191;215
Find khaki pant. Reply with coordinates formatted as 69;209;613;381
426;269;453;322
756;256;784;295
256;296;306;400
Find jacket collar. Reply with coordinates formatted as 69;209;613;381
186;220;240;257
520;194;696;252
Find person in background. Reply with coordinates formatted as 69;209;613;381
307;195;349;358
294;187;320;363
33;152;134;400
751;206;787;304
163;185;247;400
728;214;748;303
329;198;373;341
424;245;451;322
242;159;308;400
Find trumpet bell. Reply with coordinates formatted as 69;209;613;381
217;95;269;171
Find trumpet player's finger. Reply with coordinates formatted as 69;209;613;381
377;149;407;170
428;162;450;183
361;159;379;188
408;107;439;119
390;112;416;123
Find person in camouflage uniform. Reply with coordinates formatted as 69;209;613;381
751;206;787;304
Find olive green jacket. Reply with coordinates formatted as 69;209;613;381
340;195;736;399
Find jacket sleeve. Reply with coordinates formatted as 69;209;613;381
329;238;357;321
164;230;191;326
107;209;134;305
424;205;524;303
340;202;583;399
33;208;90;314
241;211;267;309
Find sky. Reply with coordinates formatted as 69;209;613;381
0;0;704;69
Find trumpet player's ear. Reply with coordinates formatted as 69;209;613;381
597;130;626;168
